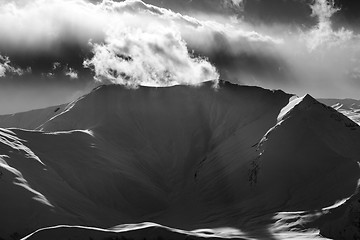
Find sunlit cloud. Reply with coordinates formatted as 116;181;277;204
83;26;219;87
0;55;24;77
65;67;79;79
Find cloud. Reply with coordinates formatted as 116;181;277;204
0;55;24;77
81;0;284;87
222;0;243;10
305;0;353;50
65;67;79;79
140;0;244;17
52;62;61;71
47;62;79;79
0;0;224;85
0;0;275;87
0;0;359;98
260;0;360;98
83;26;219;87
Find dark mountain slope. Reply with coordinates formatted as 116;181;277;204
0;82;359;239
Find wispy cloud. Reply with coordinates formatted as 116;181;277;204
305;0;353;50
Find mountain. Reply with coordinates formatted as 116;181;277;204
1;81;360;240
319;98;360;125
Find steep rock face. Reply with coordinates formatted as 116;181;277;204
1;82;360;239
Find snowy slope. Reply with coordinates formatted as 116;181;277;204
319;98;360;125
22;223;248;240
0;104;68;130
0;82;359;240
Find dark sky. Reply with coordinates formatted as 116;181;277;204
332;0;360;31
241;0;315;27
0;0;359;113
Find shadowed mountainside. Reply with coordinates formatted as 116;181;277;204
1;81;360;240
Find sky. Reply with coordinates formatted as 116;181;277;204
0;0;359;113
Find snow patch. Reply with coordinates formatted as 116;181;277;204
278;94;310;121
0;155;54;207
0;129;45;165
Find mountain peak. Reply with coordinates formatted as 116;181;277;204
302;93;318;104
277;93;320;121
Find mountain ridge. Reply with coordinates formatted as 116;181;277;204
0;82;359;239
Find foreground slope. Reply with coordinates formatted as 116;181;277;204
0;82;359;240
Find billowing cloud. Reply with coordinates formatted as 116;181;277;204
84;26;219;87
